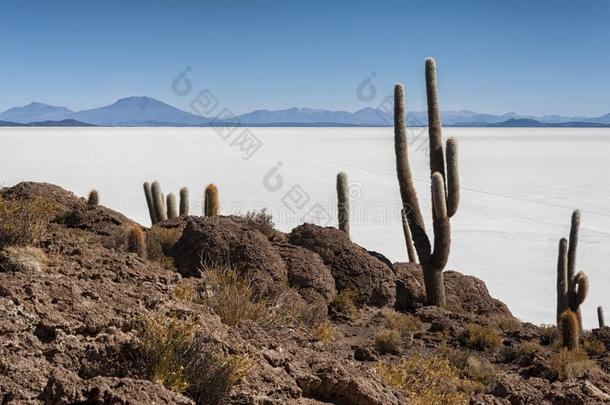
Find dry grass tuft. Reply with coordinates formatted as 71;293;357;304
0;245;47;273
375;329;402;354
492;315;522;332
539;324;558;346
238;209;276;239
312;321;336;344
0;197;53;247
329;289;358;318
136;313;253;404
439;345;497;392
173;281;198;302
547;348;598;381
380;308;421;335
459;324;502;352
376;354;469;405
145;225;181;269
201;265;304;328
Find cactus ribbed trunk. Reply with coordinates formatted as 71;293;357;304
560;310;579;350
556;238;568;324
400;209;417;263
87;190;99;206
204;184;219;217
393;59;459;307
336;172;350;238
151;181;167;222
143;182;157;225
127;224;146;258
179;187;189;216
598;306;605;328
166;193;178;219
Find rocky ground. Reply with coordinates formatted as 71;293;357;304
0;182;609;404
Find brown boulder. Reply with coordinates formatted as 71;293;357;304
275;243;337;305
171;216;288;294
288;224;396;307
394;262;512;317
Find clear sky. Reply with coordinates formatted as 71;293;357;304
1;0;608;116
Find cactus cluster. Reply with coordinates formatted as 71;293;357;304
556;210;588;331
393;58;460;307
144;181;190;225
336;172;350;238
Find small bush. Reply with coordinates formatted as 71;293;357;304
238;209;276;238
493;315;521;332
136;313;253;404
0;246;47;273
329;289;358;318
201;265;304;328
375;329;402;354
459;324;502;352
539;324;558;346
145;225;181;269
583;337;606;356
547;348;598;381
380;308;421;335
439;346;497;392
376;354;469;405
312;321;336;344
173;282;198;302
0;197;53;247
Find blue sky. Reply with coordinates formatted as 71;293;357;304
1;0;608;116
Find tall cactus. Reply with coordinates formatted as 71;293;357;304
179;187;190;216
166;193;178;219
87;190;99;206
143;182;157;225
127;224;146;259
559;310;580;350
598;306;605;328
204;184;219;217
556;210;588;330
151;181;168;222
393;58;460;306
336;172;350;238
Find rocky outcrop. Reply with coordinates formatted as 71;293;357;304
288;224;396;307
394;262;512;317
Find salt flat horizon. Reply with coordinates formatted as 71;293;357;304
1;126;609;328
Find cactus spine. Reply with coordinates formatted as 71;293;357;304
401;208;417;263
556;210;588;330
179;187;190;216
559;310;579;350
143;182;157;225
393;58;460;306
127;224;146;259
151;181;168;222
87;190;99;206
598;306;605;328
166;193;178;219
204;184;219;217
336;172;350;238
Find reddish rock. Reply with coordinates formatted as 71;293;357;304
288;224;396;307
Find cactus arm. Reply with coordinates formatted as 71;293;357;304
401;208;418;263
425;58;446;181
151;181;168;222
430;173;450;272
556;238;569;324
336;172;350;238
166;193;178;219
445;138;459;218
394;83;431;262
567;210;580;286
179;187;190;217
143;182;157;225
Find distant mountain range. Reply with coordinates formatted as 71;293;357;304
1;97;609;127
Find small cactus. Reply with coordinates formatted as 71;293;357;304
559;310;579;350
151;181;168;222
87;190;99;206
598;306;605;328
143;182;157;225
179;187;189;216
204;184;219;217
336;172;350;238
166;193;178;219
393;58;460;306
127;224;146;258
